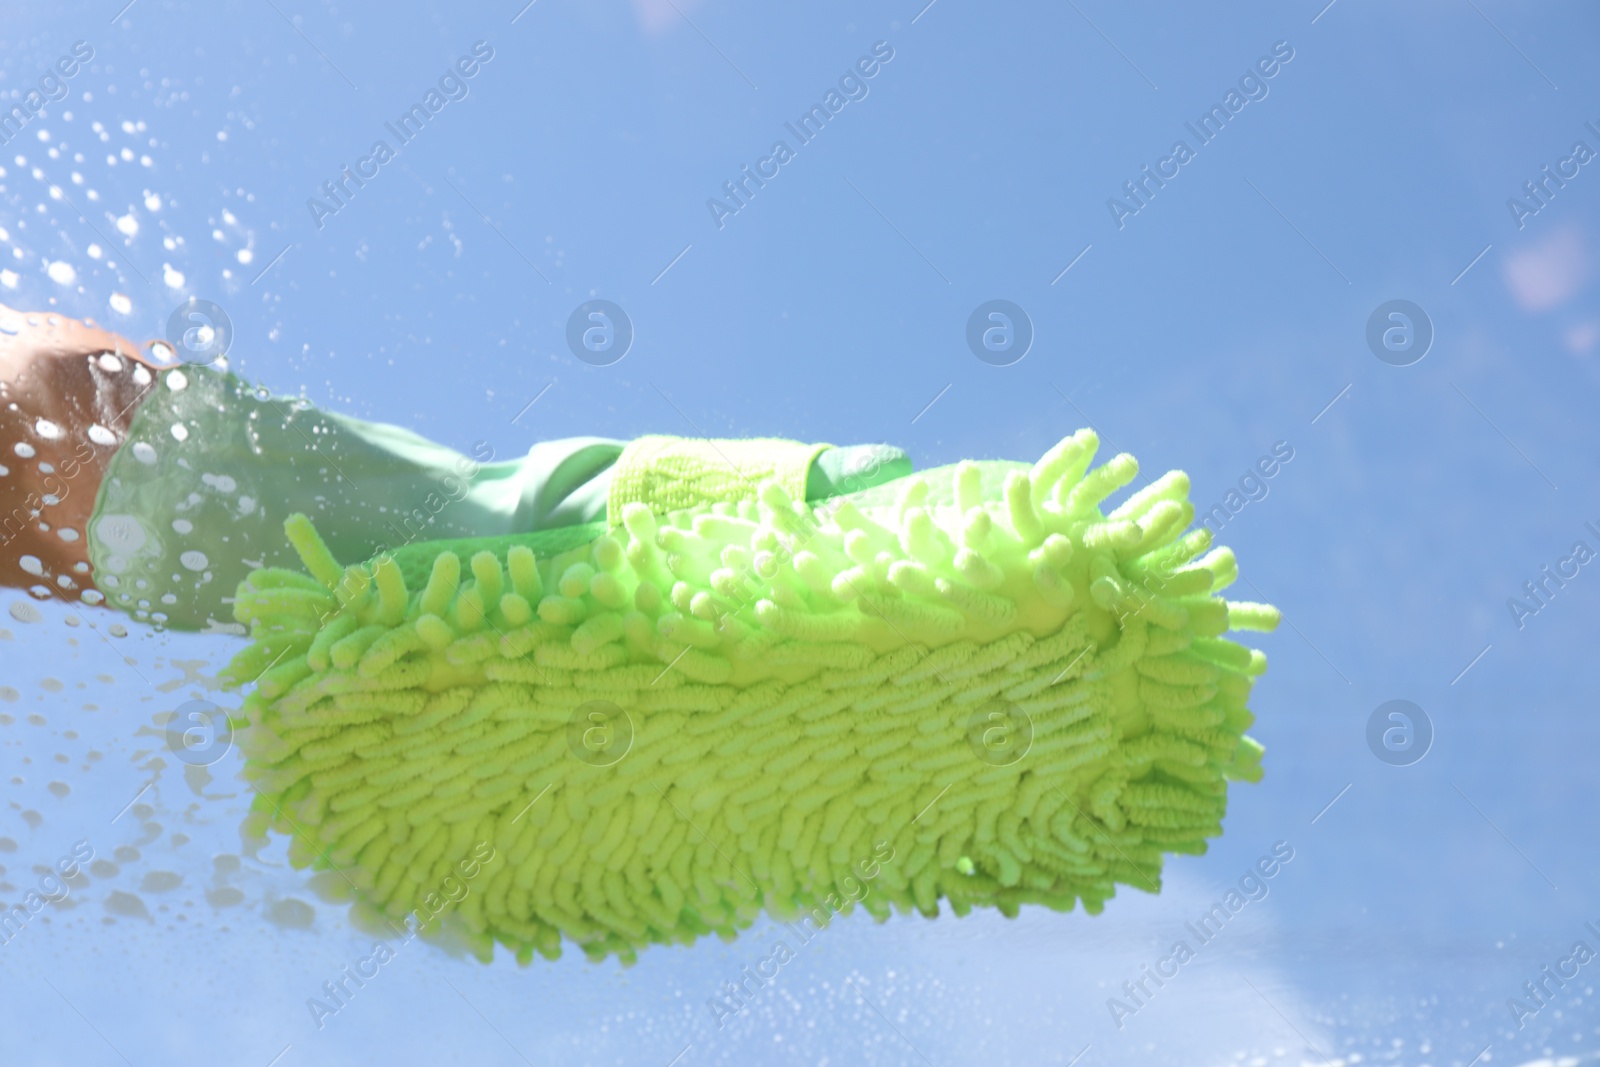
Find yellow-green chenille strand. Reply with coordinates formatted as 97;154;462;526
222;432;1279;965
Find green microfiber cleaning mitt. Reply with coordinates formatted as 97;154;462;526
221;430;1279;965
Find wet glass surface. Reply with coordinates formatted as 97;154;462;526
1;3;1598;1065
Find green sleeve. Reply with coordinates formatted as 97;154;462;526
86;364;624;633
86;363;912;633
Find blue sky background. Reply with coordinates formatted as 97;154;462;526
2;1;1599;1064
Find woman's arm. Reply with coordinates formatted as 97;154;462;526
2;306;914;630
0;306;164;604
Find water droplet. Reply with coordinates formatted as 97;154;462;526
162;265;185;290
56;528;78;543
166;369;188;391
46;261;77;285
206;887;244;908
89;860;119;878
265;897;315;929
8;601;42;624
18;556;42;576
115;214;138;237
104;890;152;920
80;590;104;606
94;514;147;553
170;423;188;442
13;442;36;458
141;870;182;892
47;782;69;798
178;550;208;572
88;424;116;446
109;292;132;315
34;419;61;440
131;442;157;464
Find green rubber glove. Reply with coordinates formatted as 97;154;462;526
807;444;913;500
